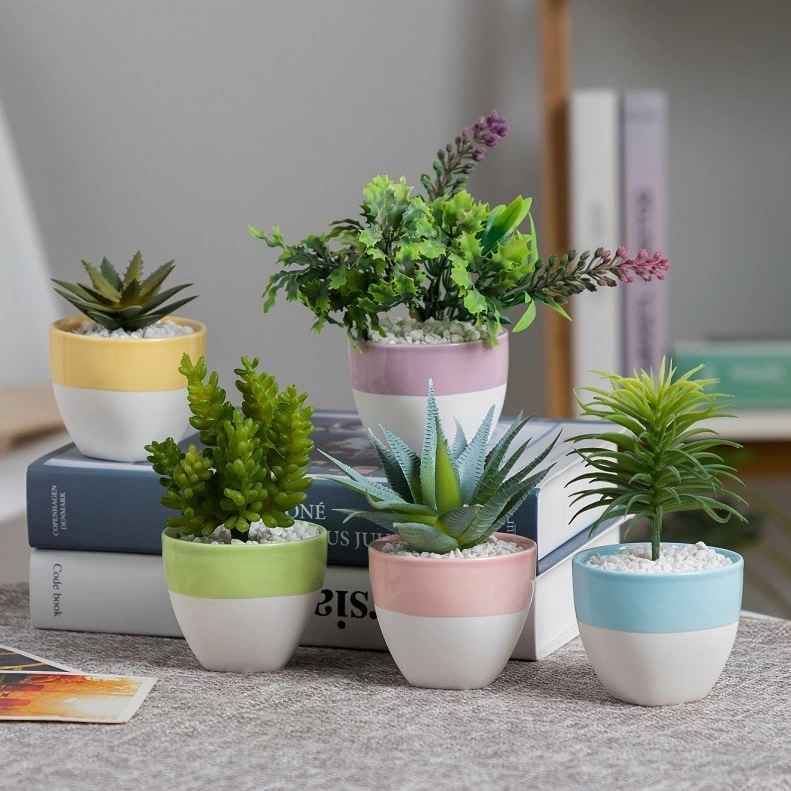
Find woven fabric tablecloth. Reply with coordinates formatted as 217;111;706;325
1;583;789;791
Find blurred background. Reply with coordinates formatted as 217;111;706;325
1;0;790;613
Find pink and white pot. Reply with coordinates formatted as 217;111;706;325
368;533;536;689
348;333;509;451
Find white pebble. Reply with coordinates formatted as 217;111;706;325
586;543;733;574
381;535;526;558
178;520;320;545
367;316;504;345
73;319;194;339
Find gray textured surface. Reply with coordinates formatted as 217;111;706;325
1;583;790;791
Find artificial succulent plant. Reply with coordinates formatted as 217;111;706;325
569;359;747;561
52;252;196;331
146;354;314;541
321;383;556;553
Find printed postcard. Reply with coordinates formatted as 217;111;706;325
0;672;157;723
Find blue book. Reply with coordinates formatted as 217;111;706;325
27;411;620;565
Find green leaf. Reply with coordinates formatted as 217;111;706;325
545;301;571;320
433;415;463;513
394;522;459;553
380;426;423;502
81;260;121;301
463;288;488;316
370;432;414;502
513;297;537;332
528;213;538;266
420;382;439;511
123;252;144;287
100;257;123;290
438;505;484;539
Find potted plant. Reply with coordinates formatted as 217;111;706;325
146;353;327;673
568;359;747;706
321;383;555;689
50;252;205;461
251;111;669;450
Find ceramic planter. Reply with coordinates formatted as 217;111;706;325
348;333;509;451
572;543;744;706
368;533;536;689
49;316;206;462
162;526;328;672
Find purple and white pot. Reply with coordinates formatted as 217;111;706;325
348;334;509;451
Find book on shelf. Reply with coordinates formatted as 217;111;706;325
570;89;623;407
672;339;791;440
621;90;669;375
29;517;624;661
672;339;791;409
27;411;624;565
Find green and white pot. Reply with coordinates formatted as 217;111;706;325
162;526;328;672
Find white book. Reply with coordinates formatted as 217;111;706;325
570;89;622;409
29;519;623;661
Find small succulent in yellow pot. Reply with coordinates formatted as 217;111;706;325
49;252;205;461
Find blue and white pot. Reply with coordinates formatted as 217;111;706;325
572;543;744;706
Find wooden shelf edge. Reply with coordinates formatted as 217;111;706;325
540;0;572;419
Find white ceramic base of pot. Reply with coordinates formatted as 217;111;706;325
376;606;528;689
53;384;191;462
578;621;739;706
169;590;320;672
352;385;507;452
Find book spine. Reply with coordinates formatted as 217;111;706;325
29;548;183;637
26;463;169;555
570;90;622;408
671;347;791;408
28;548;387;647
26;466;548;565
621;90;669;375
26;464;387;566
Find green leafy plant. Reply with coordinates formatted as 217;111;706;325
146;354;314;541
52;252;197;331
569;359;748;562
250;111;669;342
321;382;556;553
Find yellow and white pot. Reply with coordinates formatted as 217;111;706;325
49;316;206;462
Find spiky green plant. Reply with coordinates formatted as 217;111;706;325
146;354;314;541
321;383;556;553
569;359;748;562
52;252;196;331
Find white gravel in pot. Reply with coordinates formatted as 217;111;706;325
586;542;734;573
381;535;526;558
368;316;484;345
179;521;320;545
72;320;194;338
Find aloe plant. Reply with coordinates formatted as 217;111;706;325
321;383;556;553
569;359;748;561
146;354;314;541
53;252;196;331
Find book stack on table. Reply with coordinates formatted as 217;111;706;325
26;411;624;660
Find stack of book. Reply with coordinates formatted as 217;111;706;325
27;412;624;660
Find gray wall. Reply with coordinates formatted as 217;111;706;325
572;0;791;342
4;0;789;408
0;0;545;412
